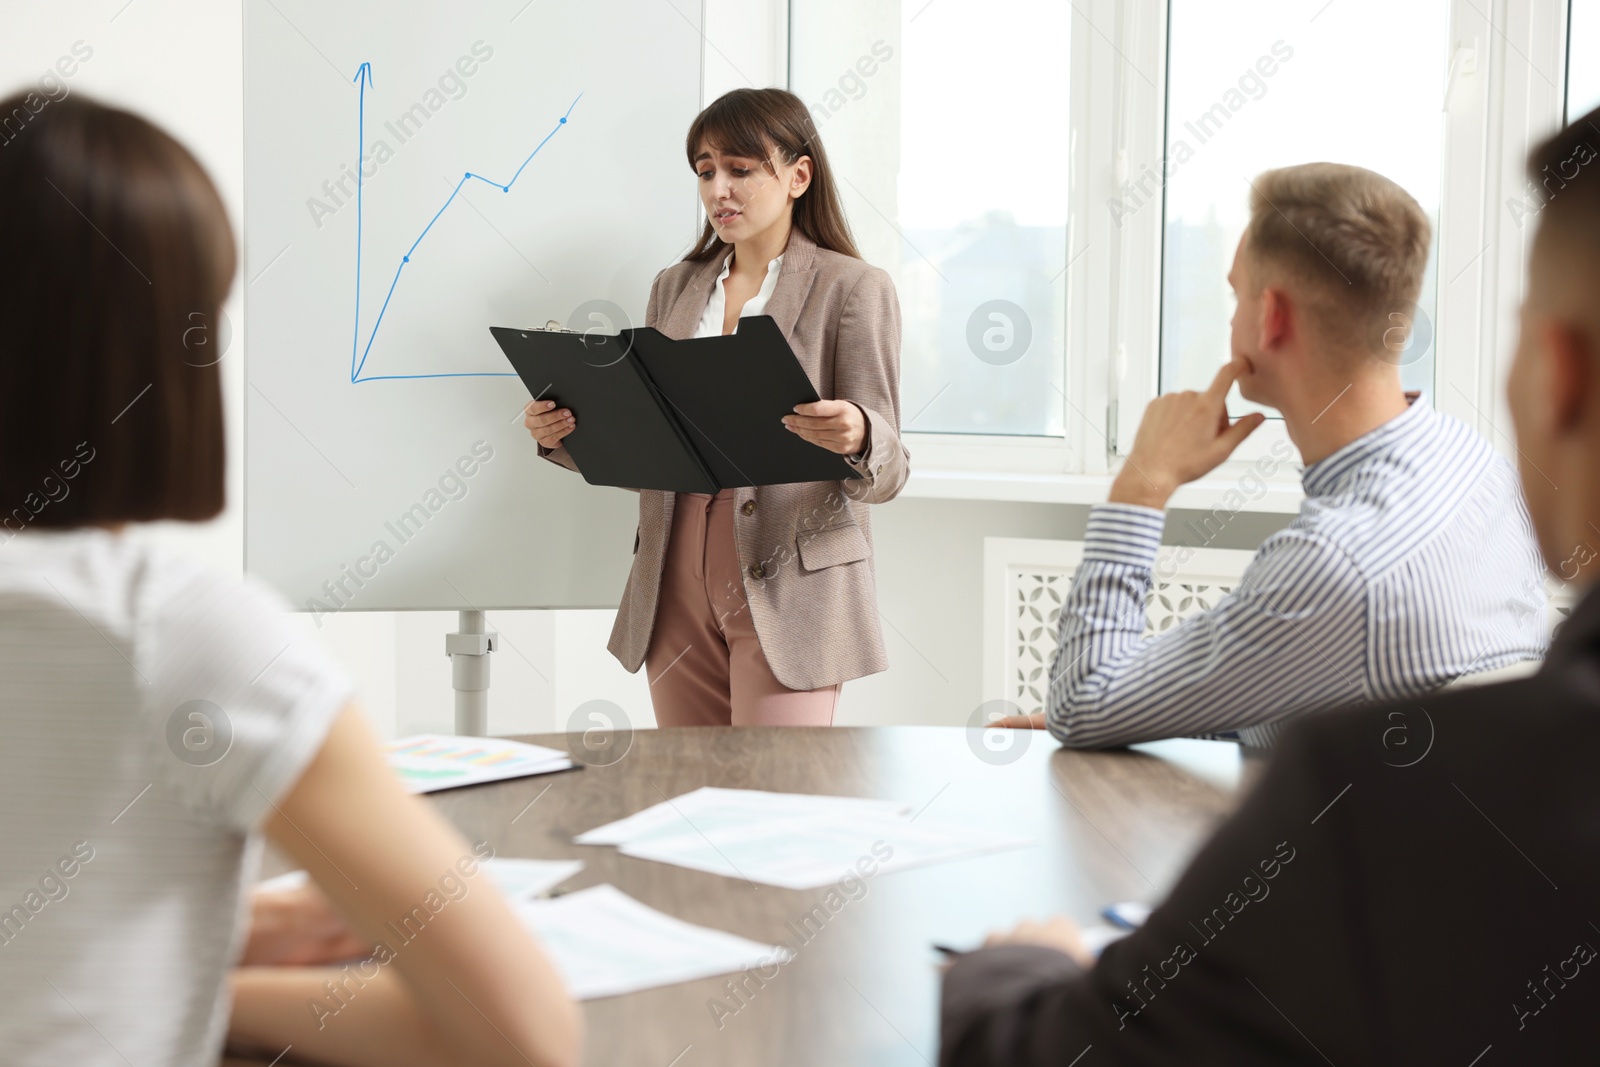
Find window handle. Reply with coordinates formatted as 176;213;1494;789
1443;38;1479;112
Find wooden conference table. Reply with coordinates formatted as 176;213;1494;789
231;726;1264;1067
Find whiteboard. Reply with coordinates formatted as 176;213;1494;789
242;0;702;612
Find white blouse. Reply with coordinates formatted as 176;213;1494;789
693;249;784;339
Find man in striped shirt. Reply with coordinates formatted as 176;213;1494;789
940;110;1600;1066
1000;163;1547;747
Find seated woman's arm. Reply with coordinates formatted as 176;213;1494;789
227;702;582;1067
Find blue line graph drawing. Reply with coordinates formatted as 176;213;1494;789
348;61;581;383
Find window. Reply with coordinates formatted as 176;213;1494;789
1159;0;1449;411
790;0;1071;437
1570;0;1600;121
781;0;1571;506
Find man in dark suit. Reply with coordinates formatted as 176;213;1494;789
940;108;1600;1065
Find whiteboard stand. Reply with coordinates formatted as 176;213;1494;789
445;611;498;736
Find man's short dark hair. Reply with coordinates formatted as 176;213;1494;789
1528;104;1600;260
0;92;234;531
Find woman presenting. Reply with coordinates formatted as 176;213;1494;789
524;87;909;727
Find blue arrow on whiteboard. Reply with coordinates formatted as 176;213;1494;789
348;60;582;383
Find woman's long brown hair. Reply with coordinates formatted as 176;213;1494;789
682;88;861;263
0;92;233;526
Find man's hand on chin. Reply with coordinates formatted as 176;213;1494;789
1110;360;1266;510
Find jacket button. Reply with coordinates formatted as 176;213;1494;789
741;500;756;515
749;563;766;580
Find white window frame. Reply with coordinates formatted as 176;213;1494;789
1108;0;1570;507
1434;0;1569;450
765;0;1570;511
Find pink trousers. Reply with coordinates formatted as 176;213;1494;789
643;488;841;727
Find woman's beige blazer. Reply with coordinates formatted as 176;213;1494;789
537;228;910;690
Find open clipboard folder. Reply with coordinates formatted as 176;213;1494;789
491;315;862;494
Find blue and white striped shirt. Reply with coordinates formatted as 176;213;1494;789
1047;398;1549;748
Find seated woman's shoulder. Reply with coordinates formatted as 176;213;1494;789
131;542;297;641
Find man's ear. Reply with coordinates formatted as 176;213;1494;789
1257;287;1292;354
1541;319;1594;435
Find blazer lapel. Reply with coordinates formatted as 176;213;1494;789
661;231;821;342
763;228;818;341
660;252;727;340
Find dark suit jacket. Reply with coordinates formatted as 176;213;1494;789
941;585;1600;1065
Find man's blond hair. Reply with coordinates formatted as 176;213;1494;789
1244;162;1431;359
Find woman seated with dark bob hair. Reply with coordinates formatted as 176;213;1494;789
0;91;580;1067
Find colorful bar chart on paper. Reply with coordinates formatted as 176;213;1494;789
384;734;575;794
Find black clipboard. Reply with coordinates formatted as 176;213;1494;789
492;316;863;493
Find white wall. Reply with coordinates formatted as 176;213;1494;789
1;0;408;732
3;1;248;579
4;0;1288;741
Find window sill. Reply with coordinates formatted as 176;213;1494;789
900;468;1306;515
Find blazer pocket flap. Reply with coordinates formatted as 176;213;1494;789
796;525;870;571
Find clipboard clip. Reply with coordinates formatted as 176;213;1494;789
528;319;580;335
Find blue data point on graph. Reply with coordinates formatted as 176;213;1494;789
347;61;584;383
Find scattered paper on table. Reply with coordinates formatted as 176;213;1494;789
614;808;1033;890
256;857;584;903
384;733;574;793
475;858;585;902
575;786;910;847
518;884;790;999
